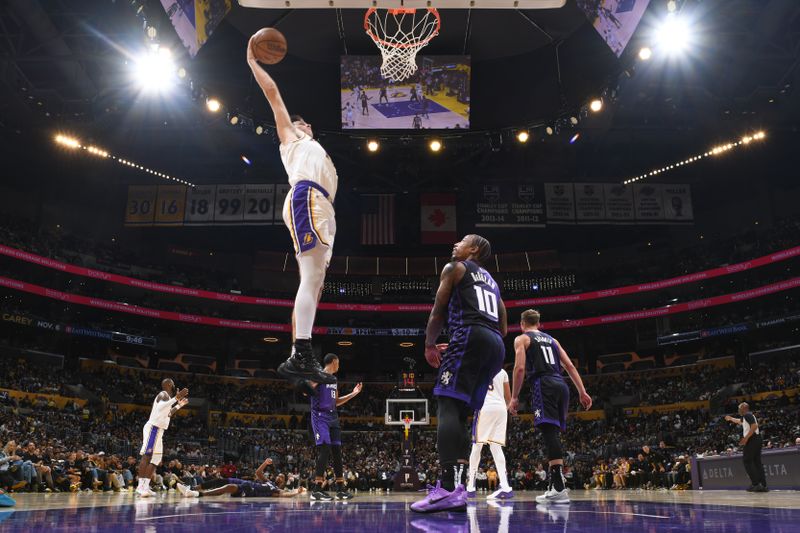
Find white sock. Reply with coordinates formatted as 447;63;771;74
467;443;483;491
137;478;144;490
489;443;510;491
142;478;150;490
294;248;327;339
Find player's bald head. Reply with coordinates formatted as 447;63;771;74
738;402;749;414
162;378;175;392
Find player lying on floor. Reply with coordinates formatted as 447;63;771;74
177;458;306;498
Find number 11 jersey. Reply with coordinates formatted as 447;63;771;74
448;260;502;333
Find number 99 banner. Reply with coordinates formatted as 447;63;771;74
126;184;280;227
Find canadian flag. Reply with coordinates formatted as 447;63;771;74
420;193;457;245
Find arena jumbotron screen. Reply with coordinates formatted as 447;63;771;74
340;55;470;130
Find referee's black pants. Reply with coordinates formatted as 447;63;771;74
742;435;767;487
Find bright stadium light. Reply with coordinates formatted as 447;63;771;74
206;98;221;112
638;47;653;60
133;45;176;93
54;134;80;149
429;139;442;152
655;15;692;55
589;98;603;113
367;140;380;152
516;131;530;143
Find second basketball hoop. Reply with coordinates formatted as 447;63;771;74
364;8;441;82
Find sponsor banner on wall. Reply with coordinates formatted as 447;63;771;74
475;184;546;228
694;449;800;490
1;310;156;346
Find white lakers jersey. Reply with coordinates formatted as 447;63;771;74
482;369;509;411
147;393;174;430
279;131;338;200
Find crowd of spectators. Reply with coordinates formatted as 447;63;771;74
2;349;798;496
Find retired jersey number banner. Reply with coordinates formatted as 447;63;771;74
126;184;282;227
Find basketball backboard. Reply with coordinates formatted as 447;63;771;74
385;398;429;426
239;1;566;9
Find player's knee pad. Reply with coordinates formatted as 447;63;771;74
541;424;563;461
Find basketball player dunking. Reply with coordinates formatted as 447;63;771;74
247;37;337;385
412;234;507;513
509;310;592;504
466;368;513;500
136;379;188;497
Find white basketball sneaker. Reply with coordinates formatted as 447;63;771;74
535;488;570;504
176;483;199;498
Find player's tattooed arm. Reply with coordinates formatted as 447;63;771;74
246;36;298;145
424;261;466;368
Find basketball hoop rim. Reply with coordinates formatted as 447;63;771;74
364;7;441;50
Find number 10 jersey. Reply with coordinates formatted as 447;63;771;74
448;260;502;333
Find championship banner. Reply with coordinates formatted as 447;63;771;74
544;183;575;223
574;183;606;223
475;184;546;228
124;186;157;226
603;183;635;222
159;0;232;57
2;243;798;312
154;185;187;225
421;193;457;244
633;183;665;222
1;274;798;334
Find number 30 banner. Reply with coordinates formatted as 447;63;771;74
125;185;282;227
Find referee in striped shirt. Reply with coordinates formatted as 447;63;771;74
724;402;768;492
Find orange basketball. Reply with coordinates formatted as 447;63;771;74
251;27;287;65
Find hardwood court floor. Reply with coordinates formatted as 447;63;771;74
1;489;798;532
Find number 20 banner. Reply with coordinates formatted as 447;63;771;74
126;185;282;227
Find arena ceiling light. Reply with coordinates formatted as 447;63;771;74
399;342;415;348
367;140;380;152
429;139;443;152
516;131;530;143
589;98;603;113
133;45;176;93
206;98;221;112
638;46;653;60
337;341;353;347
654;14;692;56
262;337;279;343
623;130;766;185
53;132;195;187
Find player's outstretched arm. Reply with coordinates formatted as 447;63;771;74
556;341;592;410
255;457;273;481
336;383;362;407
424;262;465;368
509;334;528;415
246;36;297;145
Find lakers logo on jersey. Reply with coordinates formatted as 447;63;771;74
303;232;314;245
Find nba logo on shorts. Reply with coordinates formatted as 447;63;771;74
303;233;314;245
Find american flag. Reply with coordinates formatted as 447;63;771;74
360;194;395;245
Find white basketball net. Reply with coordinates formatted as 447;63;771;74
364;8;441;83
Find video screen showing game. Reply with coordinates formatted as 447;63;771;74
341;55;470;130
577;0;652;57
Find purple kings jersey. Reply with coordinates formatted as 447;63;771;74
311;381;338;412
447;260;502;333
525;331;563;380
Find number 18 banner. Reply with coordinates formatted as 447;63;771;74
184;185;216;225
